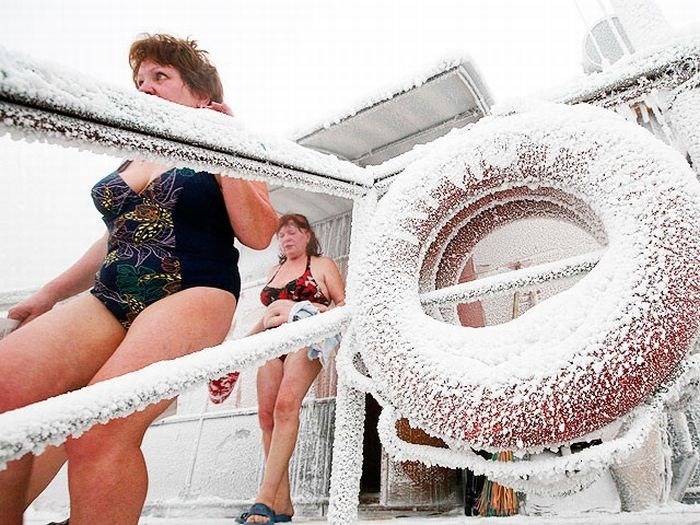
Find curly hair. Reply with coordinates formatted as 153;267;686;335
277;213;322;263
129;33;224;103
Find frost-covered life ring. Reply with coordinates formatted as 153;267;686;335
355;102;700;450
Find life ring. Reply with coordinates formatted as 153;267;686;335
355;102;700;450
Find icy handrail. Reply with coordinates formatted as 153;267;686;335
546;33;700;105
0;46;372;192
420;250;602;307
0;307;350;468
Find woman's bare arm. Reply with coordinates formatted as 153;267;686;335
216;178;278;250
318;257;346;307
9;233;108;326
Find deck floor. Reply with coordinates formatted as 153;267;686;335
25;502;700;524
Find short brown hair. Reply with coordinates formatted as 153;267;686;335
129;33;224;103
278;213;322;263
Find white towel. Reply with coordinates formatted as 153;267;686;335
288;301;341;367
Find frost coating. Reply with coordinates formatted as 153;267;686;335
291;55;485;139
668;88;700;175
548;34;700;108
0;46;371;191
0;307;350;467
354;102;700;451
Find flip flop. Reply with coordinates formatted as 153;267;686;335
236;502;275;524
275;514;293;523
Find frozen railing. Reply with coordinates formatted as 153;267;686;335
0;307;350;466
0;46;373;199
3;45;700;525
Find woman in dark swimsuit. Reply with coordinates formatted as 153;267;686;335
0;34;278;524
239;214;345;524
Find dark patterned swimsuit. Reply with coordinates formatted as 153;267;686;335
260;257;330;307
90;163;241;328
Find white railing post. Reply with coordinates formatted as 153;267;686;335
328;189;377;524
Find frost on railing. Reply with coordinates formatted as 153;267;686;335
0;46;372;198
549;34;700;107
3;45;700;523
336;102;700;499
0;308;350;467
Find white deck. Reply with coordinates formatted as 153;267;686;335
23;503;700;525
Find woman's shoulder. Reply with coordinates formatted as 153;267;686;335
310;255;339;271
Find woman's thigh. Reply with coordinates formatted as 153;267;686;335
257;358;285;416
278;349;323;405
0;294;125;412
89;287;236;385
70;287;237;448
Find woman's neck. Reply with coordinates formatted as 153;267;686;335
284;253;306;265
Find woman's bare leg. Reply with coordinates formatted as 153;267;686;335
0;294;126;525
256;359;289;515
247;349;322;523
64;287;236;525
24;445;68;510
257;359;285;457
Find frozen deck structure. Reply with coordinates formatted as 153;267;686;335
3;1;700;522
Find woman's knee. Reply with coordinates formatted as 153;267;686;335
258;408;275;435
64;428;110;464
273;394;302;424
64;417;143;464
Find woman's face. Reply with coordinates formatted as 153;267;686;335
278;223;311;259
136;59;208;108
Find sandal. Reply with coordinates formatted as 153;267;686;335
236;502;275;524
275;513;293;522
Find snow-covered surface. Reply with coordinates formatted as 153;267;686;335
23;503;700;524
0;306;350;466
0;46;371;193
612;0;675;51
545;33;700;105
346;102;700;487
290;54;491;141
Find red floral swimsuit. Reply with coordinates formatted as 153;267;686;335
260;256;330;307
208;257;330;403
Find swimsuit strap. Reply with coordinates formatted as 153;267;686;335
116;159;133;173
265;264;283;286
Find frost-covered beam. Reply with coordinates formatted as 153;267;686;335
550;35;700;107
420;250;602;307
0;101;365;198
0;306;350;468
0;47;371;198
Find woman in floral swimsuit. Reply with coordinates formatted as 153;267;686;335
238;213;345;524
0;34;278;524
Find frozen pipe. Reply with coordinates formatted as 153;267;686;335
668;88;700;176
610;0;673;50
597;0;635;56
574;0;611;69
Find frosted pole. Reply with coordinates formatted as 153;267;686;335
610;0;673;50
668;88;700;176
597;0;634;55
574;0;610;69
328;191;377;524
